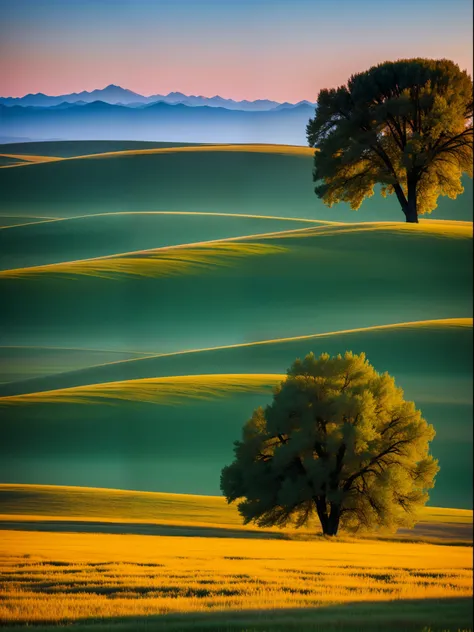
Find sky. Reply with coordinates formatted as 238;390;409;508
0;0;472;102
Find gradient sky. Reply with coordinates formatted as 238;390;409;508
0;0;472;102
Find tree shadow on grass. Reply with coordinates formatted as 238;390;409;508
0;519;287;539
1;598;472;631
0;518;471;545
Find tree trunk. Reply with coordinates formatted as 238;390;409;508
314;496;329;534
405;177;419;223
326;503;341;536
405;199;418;223
314;497;341;536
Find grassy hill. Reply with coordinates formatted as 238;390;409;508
0;143;472;221
0;212;329;269
1;320;472;507
1;222;471;358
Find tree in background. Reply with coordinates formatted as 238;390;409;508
306;59;473;222
221;352;438;536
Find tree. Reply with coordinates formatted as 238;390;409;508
220;352;438;536
306;58;473;223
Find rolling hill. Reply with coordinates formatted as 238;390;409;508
1;143;471;222
1;221;471;353
1;320;472;507
0;141;471;514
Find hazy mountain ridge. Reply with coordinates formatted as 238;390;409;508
0;100;315;144
0;84;316;111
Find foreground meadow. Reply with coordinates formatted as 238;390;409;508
0;529;472;630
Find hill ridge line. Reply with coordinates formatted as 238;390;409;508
0;210;340;231
2;316;472;360
1;318;471;393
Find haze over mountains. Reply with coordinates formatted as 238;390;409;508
0;85;316;144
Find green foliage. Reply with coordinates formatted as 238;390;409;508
220;352;439;536
307;58;473;222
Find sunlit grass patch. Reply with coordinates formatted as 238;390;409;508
72;143;316;160
0;241;287;279
0;153;63;168
0;143;315;170
257;220;473;241
0;373;285;406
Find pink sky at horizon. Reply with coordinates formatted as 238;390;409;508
3;51;473;103
1;0;472;102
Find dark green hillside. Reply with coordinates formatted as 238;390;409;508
1;226;470;355
0;213;321;269
0;347;154;384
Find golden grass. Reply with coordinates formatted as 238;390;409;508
0;529;471;624
0;219;471;280
0;373;284;406
0;144;314;170
254;220;473;241
0;240;287;279
0;153;63;168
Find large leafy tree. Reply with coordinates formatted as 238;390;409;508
221;352;438;536
306;58;473;222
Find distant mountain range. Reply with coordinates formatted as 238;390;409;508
0;84;316;112
0;99;315;145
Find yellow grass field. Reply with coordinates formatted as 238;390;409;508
0;529;472;626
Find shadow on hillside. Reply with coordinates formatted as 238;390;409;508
1;597;472;631
0;518;471;544
0;519;287;539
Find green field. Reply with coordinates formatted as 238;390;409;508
0;140;472;630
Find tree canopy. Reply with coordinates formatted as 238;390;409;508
306;58;473;222
221;352;438;536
